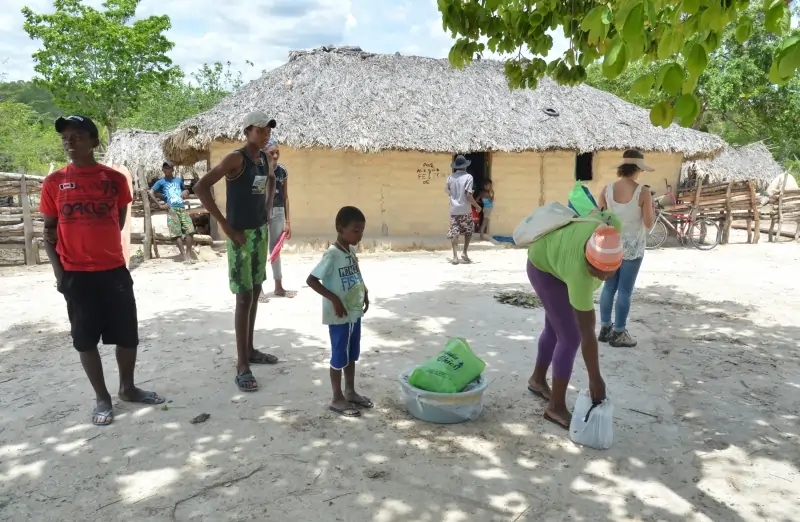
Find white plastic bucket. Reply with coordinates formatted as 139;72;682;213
398;369;489;424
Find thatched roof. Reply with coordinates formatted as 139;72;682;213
105;129;206;182
162;46;724;165
681;142;785;192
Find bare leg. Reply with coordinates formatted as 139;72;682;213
343;361;372;407
235;290;254;375
451;238;459;264
246;284;260;361
330;367;359;416
545;376;572;426
461;234;472;262
175;237;188;261
185;235;195;260
116;346;164;403
79;348;113;424
528;363;552;399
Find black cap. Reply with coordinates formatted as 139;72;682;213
163;160;174;168
55;115;99;138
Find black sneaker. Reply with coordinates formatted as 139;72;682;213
598;325;613;343
609;330;638;347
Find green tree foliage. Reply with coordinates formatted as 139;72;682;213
0;80;63;121
586;9;800;165
438;0;798;128
22;0;179;136
0;100;65;174
118;61;248;132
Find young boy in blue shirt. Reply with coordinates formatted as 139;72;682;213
306;206;372;417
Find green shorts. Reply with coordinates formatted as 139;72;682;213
227;225;268;294
167;207;195;239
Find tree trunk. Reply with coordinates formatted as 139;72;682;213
692;102;707;130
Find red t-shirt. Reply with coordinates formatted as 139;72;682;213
39;163;132;271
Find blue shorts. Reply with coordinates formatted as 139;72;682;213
328;319;361;370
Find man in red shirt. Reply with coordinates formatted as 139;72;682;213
40;115;165;426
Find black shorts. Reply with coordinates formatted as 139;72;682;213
61;266;139;352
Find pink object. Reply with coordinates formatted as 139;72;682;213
269;231;287;264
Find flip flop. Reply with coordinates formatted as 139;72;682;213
450;258;459;265
273;291;296;298
329;405;361;417
258;294;270;303
460;255;472;264
91;406;114;426
249;349;278;364
543;411;570;431
348;396;374;409
235;370;259;392
527;386;549;401
120;390;166;405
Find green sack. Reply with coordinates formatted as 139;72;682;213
408;338;486;393
568;181;599;217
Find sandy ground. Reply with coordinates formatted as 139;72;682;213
0;231;799;522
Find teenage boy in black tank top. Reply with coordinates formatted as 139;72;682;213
193;111;278;392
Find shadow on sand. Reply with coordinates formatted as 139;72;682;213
0;279;798;521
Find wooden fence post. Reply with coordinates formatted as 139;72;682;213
776;172;788;243
722;180;733;245
136;168;152;261
20;174;35;266
749;180;759;244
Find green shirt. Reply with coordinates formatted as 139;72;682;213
310;245;367;325
527;211;622;312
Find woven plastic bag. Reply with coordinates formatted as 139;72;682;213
513;202;604;247
408;338;486;394
569;389;614;450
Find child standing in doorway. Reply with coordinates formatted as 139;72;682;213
306;206;372;417
477;180;494;241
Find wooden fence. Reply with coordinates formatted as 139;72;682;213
667;179;760;244
0;172;45;265
762;173;800;241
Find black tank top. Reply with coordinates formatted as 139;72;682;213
226;148;269;231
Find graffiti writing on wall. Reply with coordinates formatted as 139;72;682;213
417;162;443;185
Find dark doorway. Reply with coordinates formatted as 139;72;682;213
456;152;489;197
575;152;593;181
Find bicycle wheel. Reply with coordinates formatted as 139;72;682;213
689;218;721;250
646;220;668;250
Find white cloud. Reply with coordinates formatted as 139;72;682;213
1;0;568;83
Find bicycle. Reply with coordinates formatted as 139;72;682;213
646;180;721;251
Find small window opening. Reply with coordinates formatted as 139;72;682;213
575;152;593;181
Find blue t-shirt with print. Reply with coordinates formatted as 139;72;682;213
152;177;185;208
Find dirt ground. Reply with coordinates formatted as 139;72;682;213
0;233;798;522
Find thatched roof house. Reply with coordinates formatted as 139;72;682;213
105;129;206;184
681;142;785;193
163;46;723;164
161;46;726;241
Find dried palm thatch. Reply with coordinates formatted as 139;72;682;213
681;142;785;192
105;129;206;183
494;290;542;309
162;46;725;165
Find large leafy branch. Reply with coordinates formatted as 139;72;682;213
439;0;799;128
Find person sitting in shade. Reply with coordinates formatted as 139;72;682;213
149;160;196;263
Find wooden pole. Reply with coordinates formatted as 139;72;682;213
692;176;704;218
136;168;152;261
748;180;759;244
775;172;789;243
722;180;733;245
20;174;35;265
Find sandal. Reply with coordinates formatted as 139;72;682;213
235;370;259;392
543;411;570;431
527;386;550;401
91;406;114;426
249;349;278;365
119;389;165;405
329;405;361;417
348;395;374;409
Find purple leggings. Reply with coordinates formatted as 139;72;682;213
526;261;581;380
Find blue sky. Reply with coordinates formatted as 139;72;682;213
1;0;569;83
